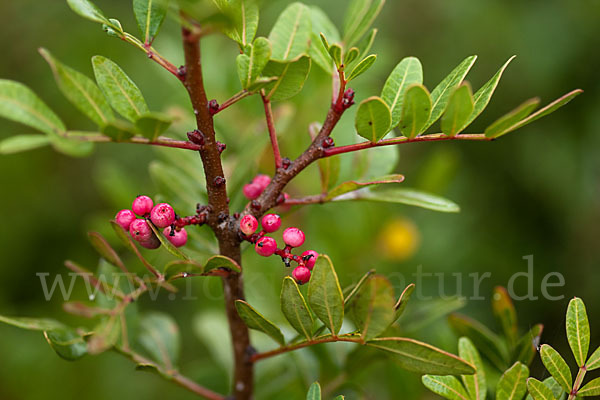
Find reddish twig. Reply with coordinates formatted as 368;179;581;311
214;91;251;114
64;132;203;151
322;133;492;157
261;91;283;169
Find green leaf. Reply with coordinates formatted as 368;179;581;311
464;56;516;128
355;28;377;62
281;277;314;340
204;255;242;274
146;220;189;260
348;275;396;340
308;6;340;73
491;89;582;137
344;47;360;65
328;43;343;68
235;300;285;345
392;283;415;324
586;346;600;370
307;254;344;335
306;382;322;400
527;378;557;400
399;84;432;138
135;112;172;141
355;96;392;142
578;378;600;397
0;134;50;154
422;375;470;400
381;57;423;129
441;83;474;137
87;314;121;354
318;153;340;191
514;324;544;366
425;55;477;130
133;0;168;45
164;260;204;281
138;312;180;368
337;187;460;213
448;313;510;371
484;98;540;138
492;286;518;344
87;231;125;270
459;337;487;400
236;37;271;89
343;269;375;307
101;120;136;141
0;315;65;331
262;55;311;101
92;56;149;122
539;344;572;393
325;174;404;201
268;2;311;61
342;0;385;47
39;48;114;127
497;362;529;400
0;79;93;157
103;18;124;38
0;80;65;136
218;0;259;47
346;54;377;82
44;328;87;361
566;297;590;367
368;337;475;375
67;0;110;24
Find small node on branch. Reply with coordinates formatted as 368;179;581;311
217;211;228;223
251;200;261;211
281;157;292;170
342;88;356;110
177;65;186;77
217;141;227;154
213;176;226;187
208;99;220;115
322;137;335;148
187;129;205;146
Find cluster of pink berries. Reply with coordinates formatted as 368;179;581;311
240;213;318;285
115;195;188;249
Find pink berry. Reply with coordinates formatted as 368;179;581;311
129;219;153;242
301;250;319;270
150;203;175;228
252;174;271;190
132;195;154;216
240;215;258;235
292;266;311;284
255;236;278;257
261;214;281;233
282;227;305;247
139;234;161;249
243;183;263;200
163;227;187;247
115;209;136;230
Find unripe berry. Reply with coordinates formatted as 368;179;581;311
292;265;311;284
243;183;263;200
282;227;305;248
163;227;188;248
139;234;161;249
115;209;136;230
252;174;271;190
261;214;281;233
129;219;153;242
255;236;278;257
240;215;258;235
301;250;319;270
132;195;154;216
150;203;175;228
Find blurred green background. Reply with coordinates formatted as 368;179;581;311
0;0;598;399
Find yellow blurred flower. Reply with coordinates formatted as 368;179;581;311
378;217;421;261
